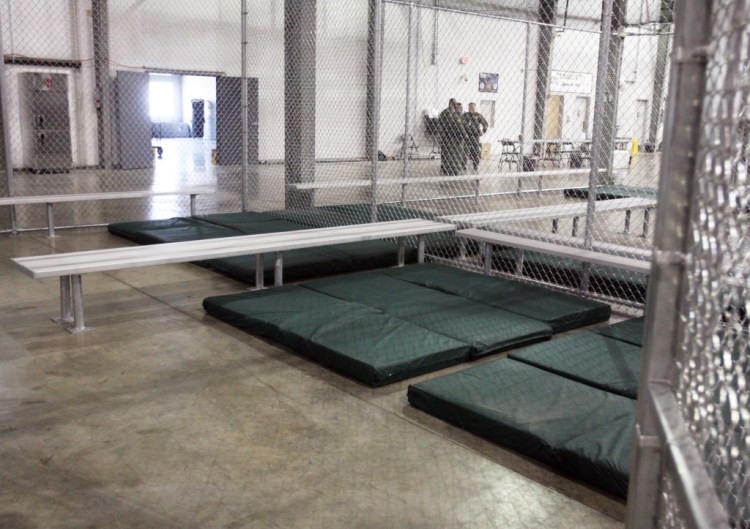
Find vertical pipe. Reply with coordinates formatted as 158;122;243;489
519;23;531;169
255;254;264;289
274;252;283;286
417;235;425;263
46;203;55;238
581;0;614;293
69;275;89;333
483;243;492;275
241;0;249;212
370;0;383;222
190;194;197;216
402;1;414;204
53;276;73;324
648;0;673;145
625;0;715;526
532;0;558;143
396;236;405;266
0;17;17;233
91;0;112;170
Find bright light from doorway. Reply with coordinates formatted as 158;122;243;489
149;75;180;122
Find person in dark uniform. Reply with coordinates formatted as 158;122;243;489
464;102;489;172
438;99;467;175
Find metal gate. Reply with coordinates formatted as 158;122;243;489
627;0;749;527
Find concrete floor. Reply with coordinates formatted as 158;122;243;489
0;227;627;528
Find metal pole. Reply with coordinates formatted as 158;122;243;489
240;0;249;212
370;0;383;222
0;18;17;234
92;0;112;170
402;2;414;204
625;0;723;527
518;22;531;169
580;0;614;293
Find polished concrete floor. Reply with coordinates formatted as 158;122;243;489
0;228;627;528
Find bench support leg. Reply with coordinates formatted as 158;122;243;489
483;243;493;275
551;218;559;234
624;209;632;235
514;249;525;276
46;203;56;238
396;237;406;267
274;252;283;286
190;194;197;216
52;276;74;324
572;216;579;237
67;274;94;333
417;235;425;264
642;208;651;238
254;254;264;290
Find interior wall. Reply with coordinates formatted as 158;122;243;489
0;0;665;168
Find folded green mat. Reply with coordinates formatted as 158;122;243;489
509;331;642;398
408;358;634;498
381;263;611;332
593;317;645;347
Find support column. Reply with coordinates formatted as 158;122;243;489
0;16;17;233
599;0;628;184
284;0;316;209
648;0;674;146
531;0;558;142
366;0;385;159
92;0;112;170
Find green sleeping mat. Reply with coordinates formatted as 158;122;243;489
380;263;612;332
407;358;634;498
301;272;552;358
593;317;645;347
508;332;642;399
203;265;612;385
108;205;456;284
563;185;658;201
203;286;472;386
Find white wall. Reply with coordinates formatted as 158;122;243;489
0;0;667;168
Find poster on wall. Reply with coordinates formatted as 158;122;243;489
549;70;593;94
478;73;499;93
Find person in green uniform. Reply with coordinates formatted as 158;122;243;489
464;102;489;172
438;99;468;175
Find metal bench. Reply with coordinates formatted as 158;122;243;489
457;229;651;277
439;197;657;237
0;187;215;237
290;168;604;204
11;219;456;333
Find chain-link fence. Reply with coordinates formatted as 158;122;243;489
0;0;673;309
627;0;749;527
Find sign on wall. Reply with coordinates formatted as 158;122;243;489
549;70;593;95
478;72;499;93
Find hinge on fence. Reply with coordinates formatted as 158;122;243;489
653;249;686;266
675;45;710;64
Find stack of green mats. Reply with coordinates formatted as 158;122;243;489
108;204;460;285
563;185;658;201
408;316;645;498
202;264;611;386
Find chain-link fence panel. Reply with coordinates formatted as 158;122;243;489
0;0;245;232
628;0;749;527
0;0;675;309
670;0;750;524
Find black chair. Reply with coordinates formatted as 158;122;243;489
499;139;520;170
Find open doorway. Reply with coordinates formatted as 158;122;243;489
148;73;216;169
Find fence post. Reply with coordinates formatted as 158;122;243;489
625;0;728;527
0;18;17;234
240;0;248;212
369;0;383;222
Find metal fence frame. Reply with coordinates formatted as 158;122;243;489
626;0;736;526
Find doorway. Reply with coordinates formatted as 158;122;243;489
545;95;564;139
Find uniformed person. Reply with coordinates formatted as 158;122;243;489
464;102;489;172
438;99;468;175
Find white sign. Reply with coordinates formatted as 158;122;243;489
550;70;593;95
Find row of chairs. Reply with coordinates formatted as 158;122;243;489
498;140;592;170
